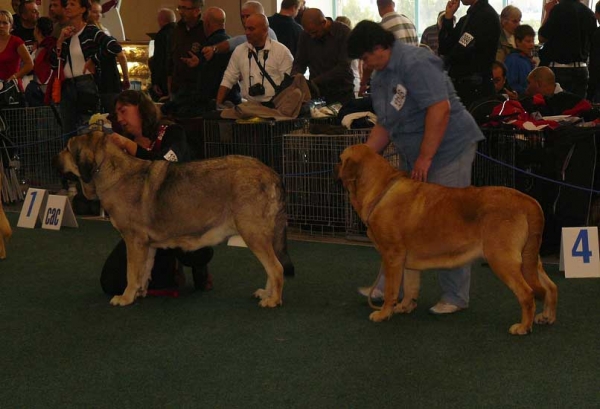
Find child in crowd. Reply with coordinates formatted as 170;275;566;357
504;24;536;95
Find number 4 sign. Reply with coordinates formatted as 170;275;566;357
560;227;600;278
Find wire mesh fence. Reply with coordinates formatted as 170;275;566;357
279;130;401;238
0;107;63;200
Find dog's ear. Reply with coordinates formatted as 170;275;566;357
71;135;97;183
338;155;360;184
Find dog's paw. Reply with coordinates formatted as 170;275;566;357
508;323;532;335
258;297;282;308
394;299;417;314
369;310;392;322
109;295;134;306
253;288;270;300
534;313;555;325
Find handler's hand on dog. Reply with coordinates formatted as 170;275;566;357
411;157;431;182
109;133;134;154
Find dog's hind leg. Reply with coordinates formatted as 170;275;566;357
110;238;150;306
238;228;284;307
486;251;535;335
0;206;12;260
533;258;557;325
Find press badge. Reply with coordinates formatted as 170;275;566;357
390;84;407;111
458;32;474;47
164;150;179;162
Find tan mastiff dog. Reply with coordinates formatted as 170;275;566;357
55;131;294;307
337;144;558;335
0;174;12;259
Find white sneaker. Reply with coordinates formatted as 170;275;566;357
428;301;465;315
357;286;384;301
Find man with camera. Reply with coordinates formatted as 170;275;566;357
216;13;293;106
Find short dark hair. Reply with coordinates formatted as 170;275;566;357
347;20;395;59
492;60;507;78
114;90;161;141
281;0;299;9
18;0;35;15
36;16;54;37
514;24;535;42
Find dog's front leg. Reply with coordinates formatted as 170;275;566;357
370;252;404;322
394;269;420;314
138;247;157;298
110;239;149;306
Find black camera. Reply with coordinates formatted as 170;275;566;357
248;83;265;97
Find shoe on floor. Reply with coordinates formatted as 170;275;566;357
428;301;464;315
192;265;213;291
357;286;384;301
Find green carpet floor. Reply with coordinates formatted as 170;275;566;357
0;212;599;408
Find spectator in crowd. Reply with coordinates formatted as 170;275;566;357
26;16;56;106
168;0;206;97
268;0;303;57
336;16;361;96
439;0;501;108
201;1;278;63
12;0;39;54
496;5;521;62
504;24;536;95
293;8;354;104
148;8;176;101
538;0;596;98
491;60;516;99
10;0;21;31
165;6;240;119
420;11;451;56
348;20;484;314
359;0;417;96
51;0;122;136
0;9;33;91
216;13;292;106
88;0;129;113
49;0;69;39
294;0;306;25
102;90;214;296
521;66;590;115
378;0;418;45
588;0;600;102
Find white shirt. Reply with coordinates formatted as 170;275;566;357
220;38;293;102
65;25;87;79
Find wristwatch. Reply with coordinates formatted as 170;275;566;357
212;46;218;54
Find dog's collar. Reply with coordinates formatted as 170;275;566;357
94;155;107;175
364;175;402;228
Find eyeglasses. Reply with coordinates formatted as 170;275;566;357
493;77;504;84
176;5;198;12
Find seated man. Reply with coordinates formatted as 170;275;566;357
292;8;354;104
216;13;293;106
521;66;591;116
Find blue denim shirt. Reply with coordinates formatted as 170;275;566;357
371;41;484;170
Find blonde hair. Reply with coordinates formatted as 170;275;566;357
0;10;14;26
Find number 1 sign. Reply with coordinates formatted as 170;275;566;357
560;227;600;278
17;189;49;228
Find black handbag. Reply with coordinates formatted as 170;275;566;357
0;79;25;108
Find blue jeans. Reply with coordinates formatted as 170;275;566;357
375;142;478;308
60;75;100;141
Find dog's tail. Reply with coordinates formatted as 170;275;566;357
274;181;295;277
520;199;551;299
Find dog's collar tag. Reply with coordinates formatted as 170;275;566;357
390;84;407;111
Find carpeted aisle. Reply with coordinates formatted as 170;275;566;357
0;213;599;408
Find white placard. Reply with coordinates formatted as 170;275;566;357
17;188;48;228
227;235;248;248
41;195;79;230
560;227;600;278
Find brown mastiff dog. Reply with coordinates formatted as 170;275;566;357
0;175;12;259
337;144;557;335
55;131;294;307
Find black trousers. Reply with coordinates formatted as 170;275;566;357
100;239;214;295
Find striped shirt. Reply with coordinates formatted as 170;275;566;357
380;12;418;46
